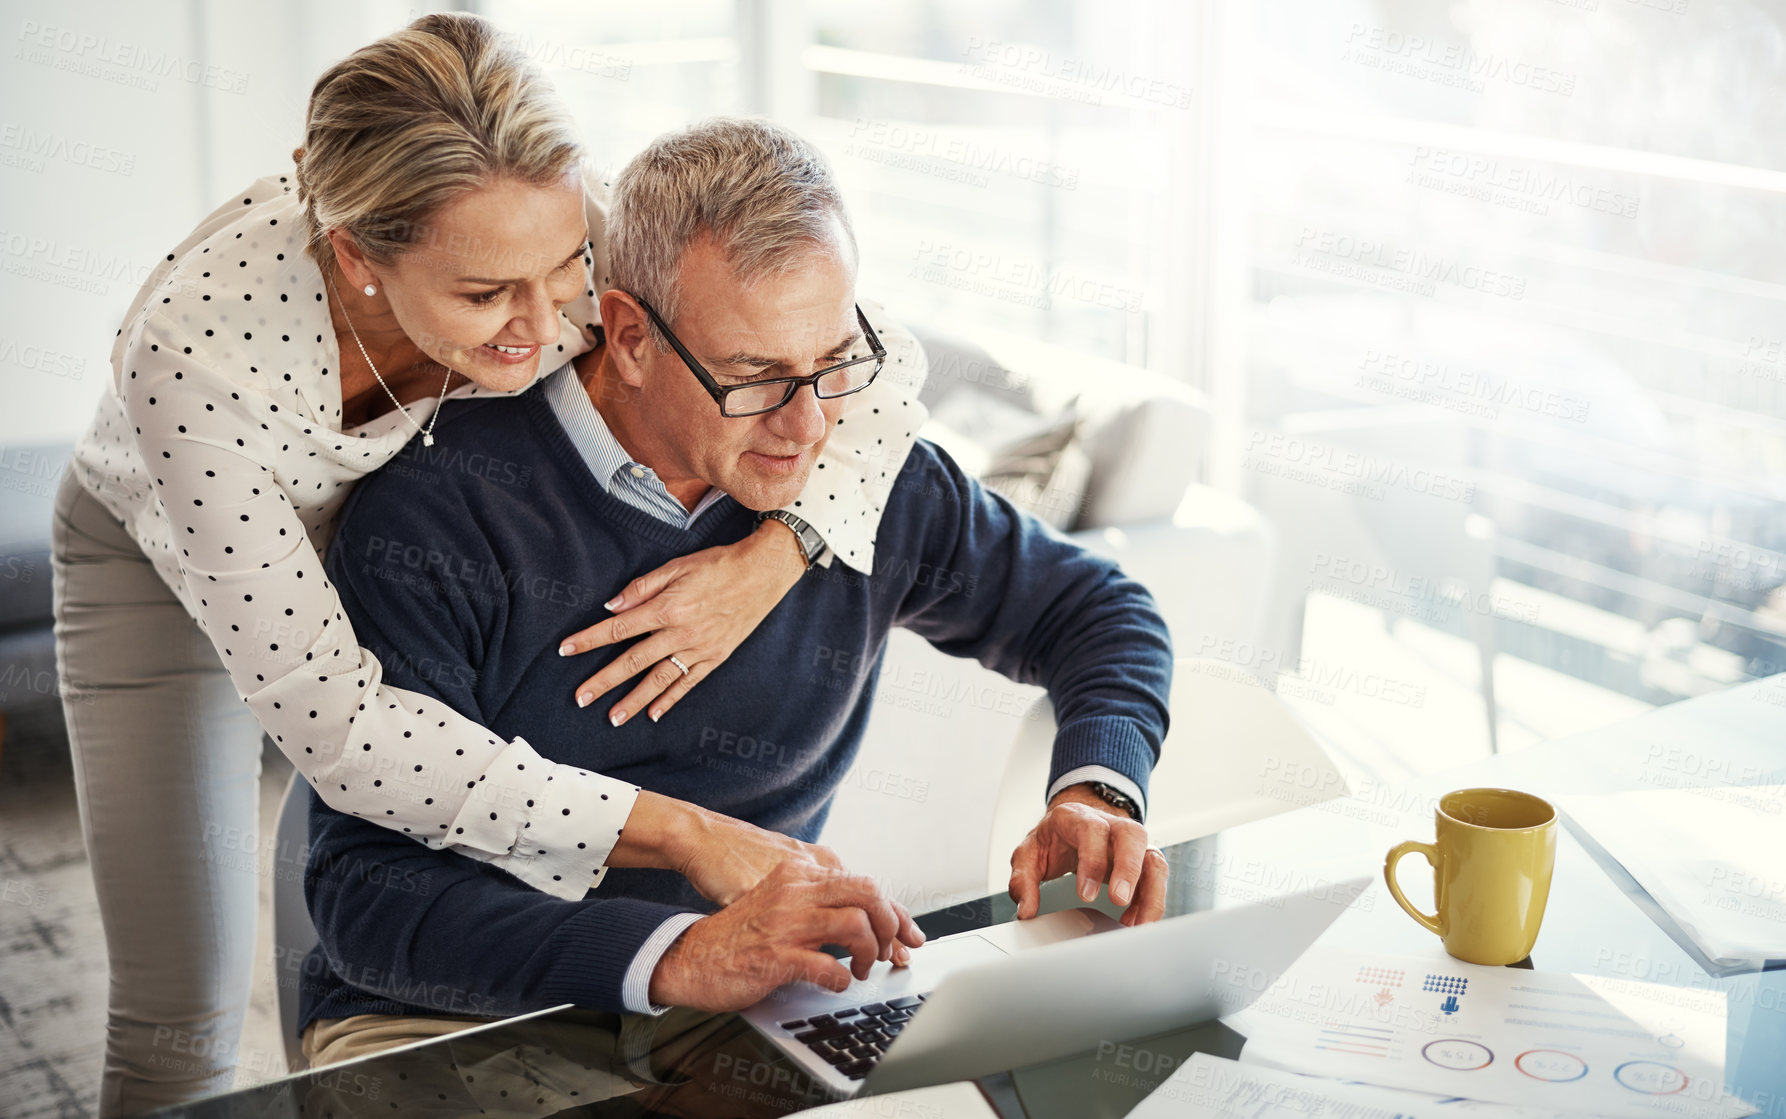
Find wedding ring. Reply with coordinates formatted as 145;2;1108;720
668;655;690;677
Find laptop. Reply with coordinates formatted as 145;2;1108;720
741;876;1368;1098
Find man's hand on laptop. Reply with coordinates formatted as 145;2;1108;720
1007;785;1169;927
647;860;928;1012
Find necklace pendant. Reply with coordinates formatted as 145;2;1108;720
422;433;434;447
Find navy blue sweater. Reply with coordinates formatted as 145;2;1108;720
298;382;1172;1030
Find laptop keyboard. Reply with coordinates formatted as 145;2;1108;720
779;994;928;1080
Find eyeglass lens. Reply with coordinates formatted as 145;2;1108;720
722;357;881;416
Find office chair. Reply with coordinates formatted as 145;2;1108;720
271;770;319;1071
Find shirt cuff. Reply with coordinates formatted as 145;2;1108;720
475;738;642;900
1047;765;1148;824
620;912;705;1014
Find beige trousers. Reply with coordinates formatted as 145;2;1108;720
301;1012;504;1067
51;468;267;1117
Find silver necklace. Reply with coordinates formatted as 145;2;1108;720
325;272;452;447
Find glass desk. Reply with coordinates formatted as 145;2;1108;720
140;677;1786;1118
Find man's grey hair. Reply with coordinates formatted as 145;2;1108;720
608;116;857;344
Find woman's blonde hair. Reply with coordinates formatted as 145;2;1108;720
291;12;585;275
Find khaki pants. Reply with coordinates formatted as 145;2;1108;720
302;1013;507;1067
51;468;267;1117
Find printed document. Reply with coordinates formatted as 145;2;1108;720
1223;947;1755;1118
1129;1052;1574;1118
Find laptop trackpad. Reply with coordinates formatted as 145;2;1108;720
901;933;1010;982
765;933;1011;1022
836;933;1011;1005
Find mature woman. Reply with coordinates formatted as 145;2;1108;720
52;13;925;1114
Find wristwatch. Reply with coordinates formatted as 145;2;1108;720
1083;781;1142;822
757;509;826;569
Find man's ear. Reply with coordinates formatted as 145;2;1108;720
599;289;651;388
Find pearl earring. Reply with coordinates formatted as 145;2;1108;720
363;284;376;297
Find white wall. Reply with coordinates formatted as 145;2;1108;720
1;0;446;449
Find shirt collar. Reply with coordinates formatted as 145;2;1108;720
542;362;729;527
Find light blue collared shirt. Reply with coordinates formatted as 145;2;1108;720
543;362;731;528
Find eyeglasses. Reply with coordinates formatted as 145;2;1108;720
633;295;887;418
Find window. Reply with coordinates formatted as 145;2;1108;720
481;0;1197;368
1231;0;1786;747
480;0;1786;769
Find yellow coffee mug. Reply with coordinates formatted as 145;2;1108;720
1384;787;1557;965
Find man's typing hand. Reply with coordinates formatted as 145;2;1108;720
647;860;927;1012
1007;786;1169;927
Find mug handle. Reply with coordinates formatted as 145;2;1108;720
1384;840;1444;937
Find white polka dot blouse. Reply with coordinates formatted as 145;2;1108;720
69;169;930;900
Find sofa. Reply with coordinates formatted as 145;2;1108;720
0;443;73;763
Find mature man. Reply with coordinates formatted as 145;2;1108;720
297;118;1173;1060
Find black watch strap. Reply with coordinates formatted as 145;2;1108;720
757;509;825;568
1085;781;1142;822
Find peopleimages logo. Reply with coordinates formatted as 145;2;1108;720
1190;635;1428;710
845;118;1081;190
1305;551;1540;625
1293;228;1527;301
1355;349;1591;423
1341;24;1578;97
959;36;1193;109
1241;429;1477;505
1405;147;1637;219
15;20;250;94
0;123;135;175
1733;336;1786;387
0;336;87;381
359;535;600;610
494;30;632;80
0;443;68;498
0;229;160;297
909;241;1144;313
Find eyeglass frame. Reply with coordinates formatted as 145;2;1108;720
630;294;887;418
